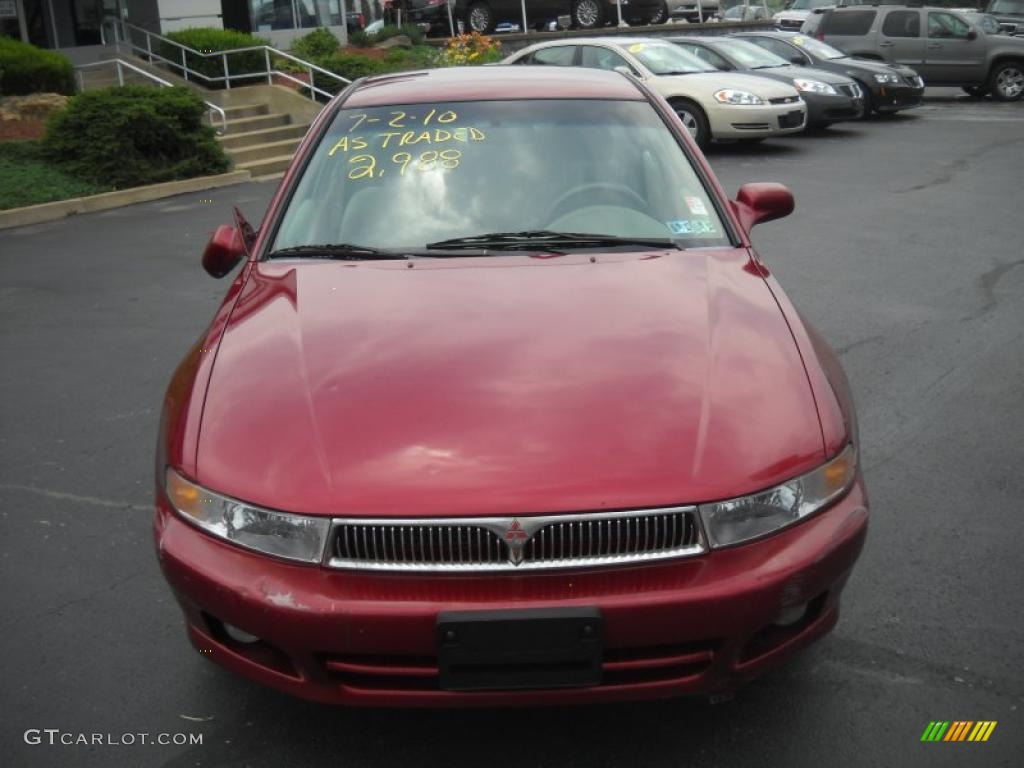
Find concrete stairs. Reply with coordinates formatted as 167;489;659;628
219;103;308;180
76;66;160;90
75;49;319;181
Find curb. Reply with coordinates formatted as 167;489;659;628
0;170;253;231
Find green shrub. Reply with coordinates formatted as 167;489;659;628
349;30;371;48
382;46;437;70
291;28;340;60
367;24;426;47
0;38;75;96
320;52;390;81
162;27;269;88
40;86;229;189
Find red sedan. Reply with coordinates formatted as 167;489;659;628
155;66;868;706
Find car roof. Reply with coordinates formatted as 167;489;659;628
667;35;746;44
736;30;803;38
343;66;645;108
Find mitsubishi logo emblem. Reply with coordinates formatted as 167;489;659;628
504;519;528;564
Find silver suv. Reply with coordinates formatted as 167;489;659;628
809;5;1024;99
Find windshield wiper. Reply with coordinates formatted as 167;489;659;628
266;243;409;261
425;231;683;252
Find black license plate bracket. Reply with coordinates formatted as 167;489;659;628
437;607;603;692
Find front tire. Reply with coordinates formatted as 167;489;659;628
669;98;710;150
465;1;495;33
987;61;1024;101
571;0;606;29
852;80;875;117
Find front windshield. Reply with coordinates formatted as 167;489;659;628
716;39;791;69
270;99;730;252
989;0;1024;13
789;34;847;59
628;41;718;74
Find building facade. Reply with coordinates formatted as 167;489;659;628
0;0;375;54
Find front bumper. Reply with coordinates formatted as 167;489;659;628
155;476;868;707
708;101;807;139
871;83;925;113
803;91;865;125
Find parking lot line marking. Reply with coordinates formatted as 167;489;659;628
0;483;149;512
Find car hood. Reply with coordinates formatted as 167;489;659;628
834;56;920;79
656;71;802;99
754;64;855;86
196;251;826;518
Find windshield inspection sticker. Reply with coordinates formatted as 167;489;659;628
628;43;646;53
684;195;709;216
792;36;806;46
667;220;718;235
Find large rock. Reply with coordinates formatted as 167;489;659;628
374;35;413;50
0;93;70;122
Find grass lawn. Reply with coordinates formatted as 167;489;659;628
0;140;108;211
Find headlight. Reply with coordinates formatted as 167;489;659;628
699;444;857;548
165;469;330;563
793;78;837;95
873;73;899;84
714;89;765;105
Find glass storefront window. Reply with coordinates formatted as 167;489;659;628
250;0;351;32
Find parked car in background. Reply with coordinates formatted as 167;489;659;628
801;1;984;35
456;0;664;31
161;64;869;707
395;0;454;35
722;0;771;20
736;30;925;112
774;0;863;32
669;0;720;23
504;38;808;147
812;5;1024;100
669;35;865;125
985;0;1024;33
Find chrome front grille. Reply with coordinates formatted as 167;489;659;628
327;506;705;572
334;524;507;566
838;83;861;98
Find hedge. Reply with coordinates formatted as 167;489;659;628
0;38;75;96
40;86;229;189
291;28;340;61
162;28;269;88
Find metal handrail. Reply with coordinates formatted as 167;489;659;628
103;19;351;102
74;59;228;133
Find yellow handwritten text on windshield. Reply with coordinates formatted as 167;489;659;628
328;109;487;179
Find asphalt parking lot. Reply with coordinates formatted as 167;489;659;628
2;90;1022;767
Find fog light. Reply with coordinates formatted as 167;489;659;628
773;603;808;627
223;623;260;644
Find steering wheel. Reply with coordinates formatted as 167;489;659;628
547;182;649;225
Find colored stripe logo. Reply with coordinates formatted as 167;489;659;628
921;721;997;742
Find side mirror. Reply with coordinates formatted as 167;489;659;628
966;29;977;40
202;224;245;278
732;183;795;232
790;54;806;65
614;65;639;78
